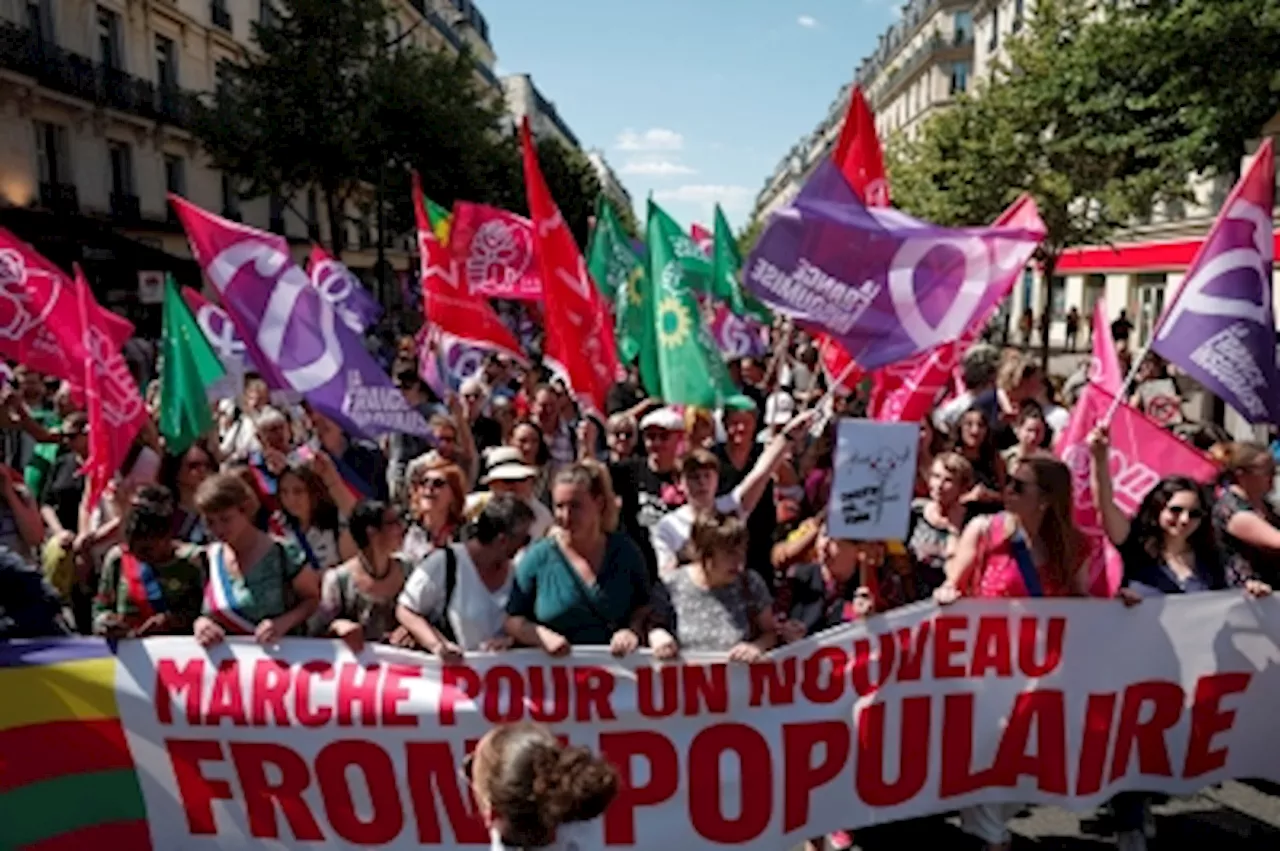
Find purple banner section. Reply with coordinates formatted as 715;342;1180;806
0;638;113;668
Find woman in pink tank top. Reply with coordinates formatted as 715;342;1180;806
933;455;1089;850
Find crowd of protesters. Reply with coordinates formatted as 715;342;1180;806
1;319;1278;851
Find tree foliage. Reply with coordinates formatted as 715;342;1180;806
886;0;1198;366
192;0;607;255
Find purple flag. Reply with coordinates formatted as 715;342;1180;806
710;303;768;358
308;246;384;335
418;329;486;400
1151;139;1280;425
743;160;1045;369
170;196;429;439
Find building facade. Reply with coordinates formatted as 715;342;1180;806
501;72;579;151
751;0;975;227
0;0;501;333
585;148;630;217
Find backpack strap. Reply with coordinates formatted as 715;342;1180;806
428;545;460;643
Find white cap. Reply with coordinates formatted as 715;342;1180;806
764;392;797;426
639;406;684;432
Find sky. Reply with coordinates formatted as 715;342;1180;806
481;0;897;233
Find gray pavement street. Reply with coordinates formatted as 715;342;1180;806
792;781;1280;849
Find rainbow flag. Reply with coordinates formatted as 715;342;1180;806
0;640;152;850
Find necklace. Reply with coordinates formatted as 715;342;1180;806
359;551;392;582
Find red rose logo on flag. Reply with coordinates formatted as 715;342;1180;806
0;249;60;342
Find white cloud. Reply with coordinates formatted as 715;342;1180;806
615;128;685;152
653;185;752;205
797;14;818;28
620;160;696;177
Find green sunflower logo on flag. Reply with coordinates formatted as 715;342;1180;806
658;296;692;348
625;266;644;307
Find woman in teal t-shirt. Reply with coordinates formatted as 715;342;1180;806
506;461;650;654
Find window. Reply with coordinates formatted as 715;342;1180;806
108;141;133;197
221;173;240;220
1135;273;1167;346
155;35;177;88
1013;0;1025;33
26;1;53;43
988;8;999;51
97;6;122;70
1049;276;1067;320
950;60;970;95
34;121;68;185
164;155;185;197
953;10;972;44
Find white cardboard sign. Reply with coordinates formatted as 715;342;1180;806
828;418;920;540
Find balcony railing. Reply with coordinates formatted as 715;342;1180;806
875;30;975;101
0;20;197;130
110;192;141;222
39;181;79;214
211;2;233;32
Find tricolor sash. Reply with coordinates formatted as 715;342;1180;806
120;550;165;624
202;543;257;635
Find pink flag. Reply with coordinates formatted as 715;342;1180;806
1088;297;1123;394
1056;383;1218;597
690;222;713;258
0;227;133;382
449;202;542;300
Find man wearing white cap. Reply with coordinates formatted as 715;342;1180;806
465;447;553;544
608;406;687;581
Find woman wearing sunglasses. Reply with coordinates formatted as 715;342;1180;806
462;721;618;850
1088;427;1270;851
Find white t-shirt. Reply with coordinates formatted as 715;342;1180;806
650;492;740;573
490;823;597;851
398;544;511;650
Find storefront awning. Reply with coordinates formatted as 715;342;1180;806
1056;230;1280;274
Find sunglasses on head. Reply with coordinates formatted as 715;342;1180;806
1166;505;1205;520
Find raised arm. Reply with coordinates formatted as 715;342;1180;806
1087;427;1131;547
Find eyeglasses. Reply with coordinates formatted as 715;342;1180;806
610;430;635;439
1166;505;1205;520
420;476;449;490
643;430;675;442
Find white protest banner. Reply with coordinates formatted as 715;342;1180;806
828;418;919;540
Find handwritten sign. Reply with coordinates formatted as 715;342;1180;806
828;419;919;540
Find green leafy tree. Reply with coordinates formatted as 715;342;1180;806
1106;0;1280;182
887;0;1192;368
191;0;509;258
736;217;765;258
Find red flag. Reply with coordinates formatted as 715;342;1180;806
833;86;890;207
1057;383;1218;597
877;195;1040;422
449;202;542;300
816;333;862;394
519;118;619;413
70;265;147;508
411;173;525;364
0;227;133;382
690;222;714;258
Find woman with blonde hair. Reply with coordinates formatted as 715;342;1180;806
505;460;651;656
192;472;320;647
464;721;619;850
936;455;1088;850
903;451;974;603
1212;441;1280;587
400;453;467;564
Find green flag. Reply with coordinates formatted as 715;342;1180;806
649;203;713;295
587;197;649;363
712;204;771;322
159;275;226;454
425;196;452;244
647;201;736;407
